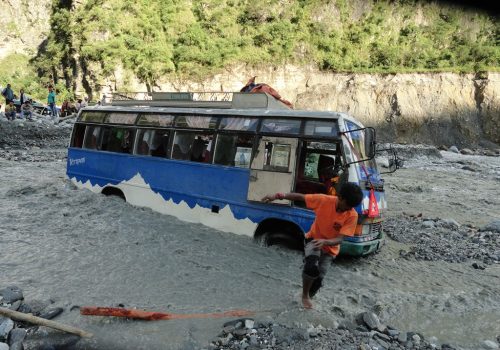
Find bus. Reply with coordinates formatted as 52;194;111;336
67;92;395;256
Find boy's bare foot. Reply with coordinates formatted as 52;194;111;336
302;297;313;309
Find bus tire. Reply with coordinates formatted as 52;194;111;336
264;232;304;251
101;187;126;201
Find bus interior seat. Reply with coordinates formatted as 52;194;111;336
172;144;188;160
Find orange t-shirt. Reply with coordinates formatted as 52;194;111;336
305;194;358;256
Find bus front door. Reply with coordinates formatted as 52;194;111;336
247;136;298;204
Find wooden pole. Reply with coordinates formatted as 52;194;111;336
0;307;93;338
80;306;255;321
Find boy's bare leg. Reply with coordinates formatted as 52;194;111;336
302;275;315;309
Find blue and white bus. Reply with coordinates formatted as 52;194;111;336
67;92;393;256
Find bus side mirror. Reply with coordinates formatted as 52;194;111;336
376;144;401;174
364;127;376;159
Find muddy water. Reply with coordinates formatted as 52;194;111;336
1;150;499;349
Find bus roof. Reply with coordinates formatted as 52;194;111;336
86;92;347;120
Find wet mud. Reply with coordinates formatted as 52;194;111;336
0;123;499;349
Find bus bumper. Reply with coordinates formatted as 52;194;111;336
339;234;384;257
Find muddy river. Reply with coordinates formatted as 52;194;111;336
1;148;499;350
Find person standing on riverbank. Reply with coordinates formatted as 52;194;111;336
2;84;14;105
47;85;58;120
262;183;363;309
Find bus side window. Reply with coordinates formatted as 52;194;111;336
263;141;291;172
83;125;101;150
172;131;213;163
214;134;254;168
72;124;86;148
136;129;170;157
107;127;135;154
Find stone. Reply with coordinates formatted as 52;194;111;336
482;340;500;349
480;220;500;233
307;327;320;337
232;328;249;339
460;148;474;155
0;342;9;350
387;329;400;337
472;262;486;270
412;334;421;345
441;219;460;229
224;318;251;329
376;338;391;349
249;334;258;345
0;286;23;304
8;328;27;350
0;318;14;340
39;307;63;320
374;331;391;341
448;146;459;153
362;312;381;330
397;332;407;343
422;221;435;228
428;336;438;345
8;301;21;311
244;319;254;329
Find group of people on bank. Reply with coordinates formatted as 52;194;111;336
1;83;88;121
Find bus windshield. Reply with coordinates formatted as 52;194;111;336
344;120;380;182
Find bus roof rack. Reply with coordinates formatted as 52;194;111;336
109;92;291;110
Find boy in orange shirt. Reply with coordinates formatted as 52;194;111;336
262;183;363;309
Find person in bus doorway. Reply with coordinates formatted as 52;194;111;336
262;183;363;309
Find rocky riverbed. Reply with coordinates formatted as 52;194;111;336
0;119;499;350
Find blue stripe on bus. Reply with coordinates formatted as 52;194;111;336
67;149;384;235
67;148;318;233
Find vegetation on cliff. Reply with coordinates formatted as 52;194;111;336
1;0;498;98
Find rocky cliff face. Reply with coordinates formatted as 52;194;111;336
100;66;499;146
0;0;51;59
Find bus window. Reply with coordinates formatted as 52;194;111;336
304;120;338;137
295;142;339;196
263;141;291;172
214;134;254;168
105;127;135;154
219;117;258;131
135;129;169;157
175;115;218;129
261;119;301;134
104;113;138;125
79;111;106;123
71;124;86;148
83;125;102;150
137;114;174;127
172;131;213;163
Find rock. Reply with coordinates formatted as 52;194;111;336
441;344;457;349
249;334;258;345
398;332;408;343
472;262;486;270
387;328;400;337
484;150;497;157
8;328;27;350
374;331;391;341
460;148;474;155
8;301;21;311
375;338;391;349
307;327;320;337
223;318;251;329
362;312;381;330
0;342;9;350
448;146;459;153
0;318;14;340
422;221;435;228
232;328;249;339
438;145;448;151
39;307;63;320
0;286;23;304
244;319;254;329
412;334;421;345
441;219;460;229
480;220;500;233
482;340;499;349
462;166;476;172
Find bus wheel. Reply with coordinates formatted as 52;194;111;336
264;232;304;252
101;187;126;201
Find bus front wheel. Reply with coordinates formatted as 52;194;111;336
263;232;304;251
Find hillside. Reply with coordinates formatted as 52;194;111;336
0;0;498;145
